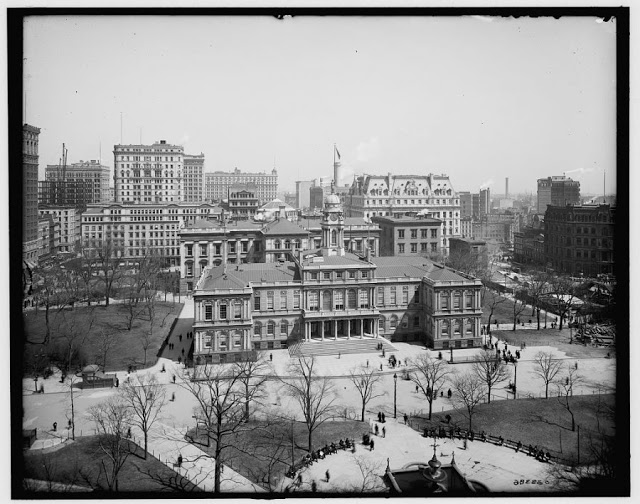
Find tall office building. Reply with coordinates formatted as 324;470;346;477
183;153;205;202
479;188;491;217
23;124;41;263
204;168;277;204
537;176;580;213
113;140;184;204
43;159;110;205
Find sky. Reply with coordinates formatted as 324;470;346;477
23;14;618;195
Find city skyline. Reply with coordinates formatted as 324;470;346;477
24;15;617;195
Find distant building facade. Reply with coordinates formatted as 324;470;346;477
81;202;221;266
183;153;205;203
228;184;259;219
544;204;614;276
191;194;482;363
44;160;110;205
39;206;81;253
23;124;41;264
537;176;580;213
205;168;277;204
345;173;461;254
295;180;313;208
371;215;442;257
113;140;184;204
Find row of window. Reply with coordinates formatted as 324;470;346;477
398;229;439;239
307;270;370;281
398;243;438;254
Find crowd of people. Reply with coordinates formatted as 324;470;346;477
285;438;356;480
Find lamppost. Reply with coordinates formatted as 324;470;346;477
512;359;518;398
393;373;398;419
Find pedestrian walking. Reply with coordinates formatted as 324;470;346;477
179;334;182;342
366;359;369;368
325;470;330;482
171;392;175;401
415;384;419;393
382;426;386;438
52;421;57;432
338;352;341;359
127;427;131;438
370;439;375;451
375;424;379;436
381;413;386;423
380;363;383;371
447;388;452;398
378;411;382;422
575;361;578;369
173;375;176;384
464;438;468;450
312;480;317;492
403;413;408;425
177;453;182;467
68;419;72;429
270;353;273;362
182;348;185;355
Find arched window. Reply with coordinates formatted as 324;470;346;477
218;331;228;349
331;230;337;246
267;321;275;336
274;240;281;250
284;239;291;249
454;320;461;335
254;322;262;336
294;239;301;249
465;319;473;335
453;291;462;309
322;290;332;311
441;320;449;336
347;289;357;309
233;331;242;348
280;320;288;335
390;315;398;330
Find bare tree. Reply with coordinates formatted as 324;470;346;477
50;311;92;382
472;349;509;404
532;351;564;399
409;354;451;420
88;397;133;492
96;237;123;307
556;367;583;432
64;372;83;441
524;269;551;330
511;290;528;330
483;289;507;332
279;356;337;452
549;275;579;331
233;353;271;422
120;373;167;460
348;365;386;422
350;455;385;493
451;371;486;432
180;364;261;493
95;327;120;371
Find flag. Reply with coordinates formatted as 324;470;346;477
335;145;341;160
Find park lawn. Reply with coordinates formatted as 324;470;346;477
492;328;614;359
411;393;615;465
187;418;368;490
22;435;199;493
482;295;538;325
23;301;183;374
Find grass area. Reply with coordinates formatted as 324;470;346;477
186;418;368;490
411;393;615;465
23;301;183;374
22;435;199;493
493;328;614;359
482;294;538;325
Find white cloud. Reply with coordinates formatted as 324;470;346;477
356;137;381;163
479;178;494;190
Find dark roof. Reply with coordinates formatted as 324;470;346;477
373;256;434;279
198;262;300;290
262;218;309;236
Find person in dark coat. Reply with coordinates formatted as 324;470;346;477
369;439;375;451
403;413;408;425
382;426;386;438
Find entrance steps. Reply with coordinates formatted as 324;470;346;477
288;337;397;358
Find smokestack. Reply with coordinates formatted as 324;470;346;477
505;177;509;199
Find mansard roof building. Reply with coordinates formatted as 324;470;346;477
191;192;482;364
344;173;461;254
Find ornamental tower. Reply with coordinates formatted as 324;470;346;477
321;189;345;256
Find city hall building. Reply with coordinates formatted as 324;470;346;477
192;194;482;364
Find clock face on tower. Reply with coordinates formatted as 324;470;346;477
330;213;338;221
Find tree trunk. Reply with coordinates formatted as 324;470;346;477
245;383;250;421
545;382;549;399
361;402;366;422
487;384;492;404
144;431;148;460
308;428;313;453
428;397;433;420
536;308;541;330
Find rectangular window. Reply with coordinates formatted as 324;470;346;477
441;295;449;310
323;271;331;280
334;290;344;310
410;229;417;239
410;243;417;253
414;316;420;327
280;320;288;335
242;241;248;253
349;271;356;279
421;229;428;239
308;291;319;310
186;244;193;256
377;287;384;305
267;323;275;336
361;270;368;279
267;291;274;310
220;304;227;320
234;333;241;347
229;242;236;253
336;271;343;279
431;229;437;238
280;291;287;310
391;288;397;305
200;244;207;256
402;286;409;304
465;294;473;309
421;243;428;251
311;272;318;280
398;243;405;254
453;294;461;309
398;229;405;239
431;243;437;252
294;291;300;309
254;296;261;310
186;263;193;277
205;304;213;320
234;303;241;319
359;290;369;308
